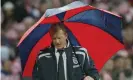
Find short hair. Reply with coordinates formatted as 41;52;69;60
49;23;67;35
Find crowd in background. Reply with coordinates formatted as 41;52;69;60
1;0;133;80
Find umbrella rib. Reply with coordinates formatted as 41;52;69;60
65;9;95;21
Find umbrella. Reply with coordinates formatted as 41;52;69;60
17;1;124;77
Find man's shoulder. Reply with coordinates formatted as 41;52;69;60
73;46;87;51
72;46;89;55
37;46;53;59
39;46;52;55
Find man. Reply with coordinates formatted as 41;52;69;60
32;23;99;80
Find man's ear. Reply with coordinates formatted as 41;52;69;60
65;33;68;39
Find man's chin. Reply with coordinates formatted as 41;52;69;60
55;46;63;49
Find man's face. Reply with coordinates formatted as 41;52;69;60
51;30;67;49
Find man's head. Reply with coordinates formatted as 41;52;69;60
49;23;68;49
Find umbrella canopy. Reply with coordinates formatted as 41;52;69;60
17;3;124;77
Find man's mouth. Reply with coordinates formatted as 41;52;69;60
55;44;60;46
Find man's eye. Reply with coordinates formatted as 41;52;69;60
58;38;61;39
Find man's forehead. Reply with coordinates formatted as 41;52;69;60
51;30;67;37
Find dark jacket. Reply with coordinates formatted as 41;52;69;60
32;45;99;80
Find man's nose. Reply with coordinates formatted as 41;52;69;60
55;39;60;44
